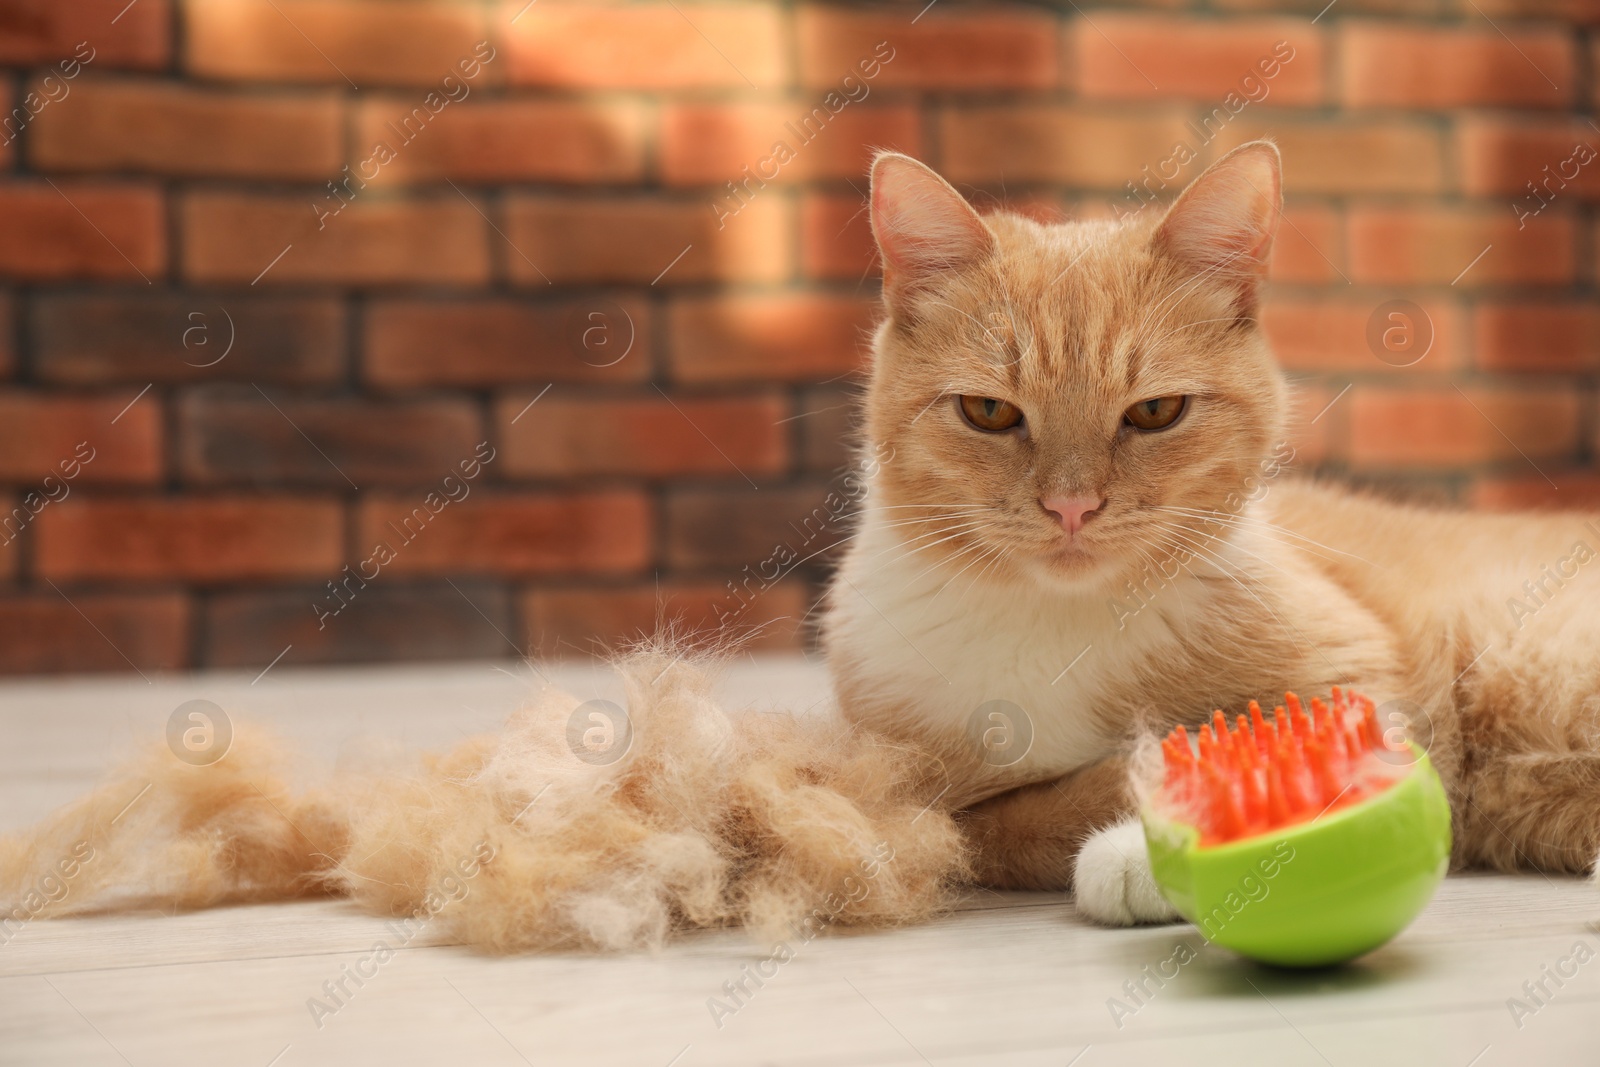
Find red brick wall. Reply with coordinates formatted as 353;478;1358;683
0;0;1595;674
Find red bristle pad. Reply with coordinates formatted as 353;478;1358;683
1159;689;1400;846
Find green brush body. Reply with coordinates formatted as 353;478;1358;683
1141;690;1451;967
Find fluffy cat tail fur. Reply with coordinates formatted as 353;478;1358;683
0;648;970;952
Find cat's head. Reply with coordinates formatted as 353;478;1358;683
862;141;1289;593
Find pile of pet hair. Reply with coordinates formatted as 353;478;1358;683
0;648;970;952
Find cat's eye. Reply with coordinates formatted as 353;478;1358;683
1123;395;1188;432
957;395;1024;433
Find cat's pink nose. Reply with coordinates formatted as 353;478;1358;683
1041;495;1104;534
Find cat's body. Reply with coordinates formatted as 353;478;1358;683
823;143;1600;923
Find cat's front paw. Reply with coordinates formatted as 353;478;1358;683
1073;819;1181;926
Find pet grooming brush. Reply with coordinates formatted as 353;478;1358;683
1141;689;1450;967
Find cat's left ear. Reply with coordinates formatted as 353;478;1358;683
1153;140;1281;312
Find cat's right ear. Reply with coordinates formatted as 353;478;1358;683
870;152;993;305
1152;140;1281;313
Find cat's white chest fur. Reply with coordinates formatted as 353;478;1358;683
829;511;1192;794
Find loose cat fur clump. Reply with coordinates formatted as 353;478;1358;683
0;649;967;952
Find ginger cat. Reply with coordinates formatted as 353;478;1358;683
823;141;1600;924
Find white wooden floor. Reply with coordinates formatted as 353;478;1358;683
2;657;1596;1066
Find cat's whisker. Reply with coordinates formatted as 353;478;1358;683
1148;517;1312;593
967;542;1012;592
900;528;999;588
867;535;991;575
1152;534;1235;591
1179;517;1354;571
889;542;996;605
873;516;990;540
714;510;986;585
1151;524;1339;674
1148;528;1236;591
1146;503;1347;558
929;541;1005;605
1126;535;1193;635
1151;522;1260;589
1166;316;1258;333
869;522;994;571
764;527;889;575
857;503;995;510
1160;524;1351;684
1153;530;1296;641
1147;505;1379;568
932;538;1017;614
870;515;992;537
860;515;992;533
949;543;1013;610
833;510;991;555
